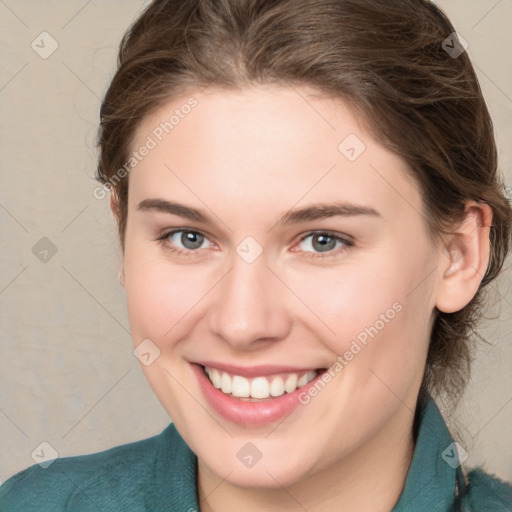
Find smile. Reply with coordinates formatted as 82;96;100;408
192;363;328;426
204;366;318;400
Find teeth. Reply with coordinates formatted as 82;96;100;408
284;374;298;393
251;377;269;399
232;375;250;398
209;368;221;389
220;372;232;394
270;376;284;397
204;366;317;399
297;373;311;387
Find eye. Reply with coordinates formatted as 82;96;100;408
155;229;215;255
295;231;353;257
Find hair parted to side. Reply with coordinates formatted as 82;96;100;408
95;0;512;409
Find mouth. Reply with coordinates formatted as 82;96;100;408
203;365;321;401
191;362;329;426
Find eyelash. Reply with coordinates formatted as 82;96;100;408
153;229;354;259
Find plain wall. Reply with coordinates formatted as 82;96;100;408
1;0;511;484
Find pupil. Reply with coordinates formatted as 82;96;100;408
182;231;203;249
313;234;335;252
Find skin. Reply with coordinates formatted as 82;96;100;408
111;84;492;512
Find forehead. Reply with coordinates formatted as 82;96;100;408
127;85;422;222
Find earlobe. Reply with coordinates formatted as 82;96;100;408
110;192;120;222
435;201;493;313
110;193;125;288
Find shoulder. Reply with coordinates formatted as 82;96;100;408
461;466;512;512
0;424;180;512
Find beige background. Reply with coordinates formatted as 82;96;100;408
0;0;511;484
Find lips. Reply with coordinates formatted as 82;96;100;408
191;362;327;426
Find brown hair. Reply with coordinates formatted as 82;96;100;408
95;0;512;408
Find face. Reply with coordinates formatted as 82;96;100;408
120;85;444;488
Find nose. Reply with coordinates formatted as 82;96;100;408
208;254;292;350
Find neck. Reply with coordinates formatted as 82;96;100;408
197;403;416;512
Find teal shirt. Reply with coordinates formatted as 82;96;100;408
1;396;510;511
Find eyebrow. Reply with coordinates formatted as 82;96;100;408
136;198;381;225
137;198;211;222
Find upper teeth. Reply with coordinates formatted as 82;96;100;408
204;366;317;399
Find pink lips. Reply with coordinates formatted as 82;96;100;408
191;362;325;427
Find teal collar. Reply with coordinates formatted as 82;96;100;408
392;394;462;511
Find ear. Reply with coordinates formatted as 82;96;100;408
109;193;125;288
110;192;121;223
435;200;493;313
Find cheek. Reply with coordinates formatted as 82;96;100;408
122;242;211;346
286;249;433;375
286;258;404;343
122;247;215;415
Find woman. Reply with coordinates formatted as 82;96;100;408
1;0;511;510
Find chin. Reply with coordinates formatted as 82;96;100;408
196;436;323;490
210;457;311;489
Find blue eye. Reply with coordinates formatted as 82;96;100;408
170;230;208;250
154;229;353;259
156;229;213;255
297;232;353;257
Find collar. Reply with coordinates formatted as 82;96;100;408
392;394;461;511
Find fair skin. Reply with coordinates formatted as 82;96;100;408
111;84;492;512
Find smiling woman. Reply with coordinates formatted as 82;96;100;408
1;0;512;511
